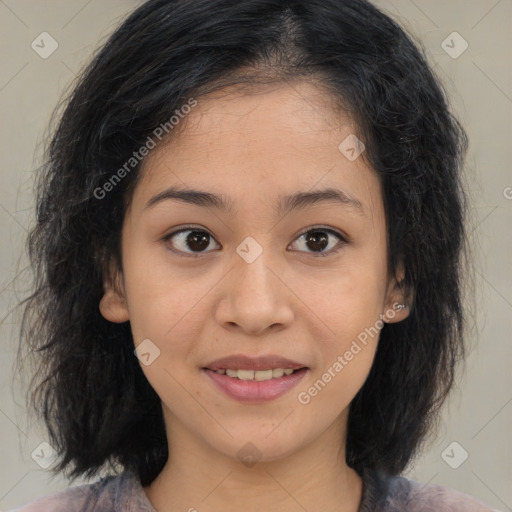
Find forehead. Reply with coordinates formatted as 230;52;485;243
133;81;380;216
156;81;350;156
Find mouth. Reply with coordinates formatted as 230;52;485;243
205;367;305;381
202;366;309;403
202;354;309;402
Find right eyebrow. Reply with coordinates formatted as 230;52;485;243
145;186;235;213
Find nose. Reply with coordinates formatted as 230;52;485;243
214;247;294;336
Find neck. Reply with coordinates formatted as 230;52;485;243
143;412;362;512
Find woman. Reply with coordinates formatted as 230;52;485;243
12;0;499;510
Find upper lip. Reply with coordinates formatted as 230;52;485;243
204;354;307;371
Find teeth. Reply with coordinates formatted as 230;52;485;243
237;370;255;381
255;369;273;381
215;368;299;381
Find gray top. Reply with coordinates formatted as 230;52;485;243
8;468;501;511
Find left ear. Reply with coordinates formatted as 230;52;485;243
383;264;412;323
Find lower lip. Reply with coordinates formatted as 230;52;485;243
203;368;308;403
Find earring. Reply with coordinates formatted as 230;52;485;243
395;304;406;311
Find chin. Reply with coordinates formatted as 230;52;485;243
207;425;312;466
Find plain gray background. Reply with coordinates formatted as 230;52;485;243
1;0;511;510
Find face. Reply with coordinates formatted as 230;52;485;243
100;81;408;464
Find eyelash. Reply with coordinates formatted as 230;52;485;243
162;225;348;259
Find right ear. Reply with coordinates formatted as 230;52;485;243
99;262;130;323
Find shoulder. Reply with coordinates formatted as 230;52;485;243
7;470;155;512
397;475;501;511
362;469;503;512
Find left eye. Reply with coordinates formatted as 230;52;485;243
163;227;346;258
289;228;346;256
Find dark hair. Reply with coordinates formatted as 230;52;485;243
17;0;468;487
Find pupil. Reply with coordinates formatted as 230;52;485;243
187;231;210;251
306;231;328;252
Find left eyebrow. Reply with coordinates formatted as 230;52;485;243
276;188;364;216
144;185;364;215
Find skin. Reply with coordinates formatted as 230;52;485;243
100;80;409;512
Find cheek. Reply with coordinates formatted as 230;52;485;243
301;345;376;422
290;254;387;383
126;274;211;351
295;277;383;413
126;277;212;404
120;231;209;341
292;255;388;332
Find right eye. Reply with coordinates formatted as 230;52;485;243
163;227;221;258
